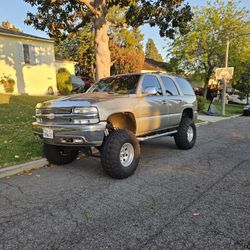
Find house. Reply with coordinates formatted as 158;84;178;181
0;28;75;95
141;58;168;73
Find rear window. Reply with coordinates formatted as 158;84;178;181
176;77;195;96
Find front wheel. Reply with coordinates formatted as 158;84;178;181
101;130;140;179
174;118;196;150
43;143;78;165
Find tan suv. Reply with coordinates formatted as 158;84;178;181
33;73;197;178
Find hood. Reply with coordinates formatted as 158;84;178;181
37;92;131;108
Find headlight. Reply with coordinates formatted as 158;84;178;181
72;107;99;124
73;107;98;114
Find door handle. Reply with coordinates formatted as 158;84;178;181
162;100;167;104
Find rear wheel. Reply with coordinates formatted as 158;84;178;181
43;143;78;165
174;118;196;149
101;130;140;179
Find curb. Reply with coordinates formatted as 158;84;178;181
197;114;242;125
196;121;209;127
0;158;48;179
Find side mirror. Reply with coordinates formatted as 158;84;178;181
143;86;158;96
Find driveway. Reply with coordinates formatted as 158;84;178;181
0;117;249;250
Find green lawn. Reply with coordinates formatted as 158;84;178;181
0;94;57;168
204;100;244;116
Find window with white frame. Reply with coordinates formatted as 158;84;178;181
22;44;36;64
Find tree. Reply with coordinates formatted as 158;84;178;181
145;38;163;62
1;21;22;32
55;24;95;78
168;0;250;98
109;19;145;74
55;10;145;77
233;62;250;104
24;0;192;80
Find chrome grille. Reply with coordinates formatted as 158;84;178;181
36;107;99;125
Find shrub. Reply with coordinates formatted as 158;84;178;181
197;96;205;112
0;74;15;93
56;68;72;95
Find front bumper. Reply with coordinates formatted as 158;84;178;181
32;122;107;146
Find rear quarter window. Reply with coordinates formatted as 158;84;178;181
176;77;195;96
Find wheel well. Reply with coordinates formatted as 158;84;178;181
107;112;136;134
182;108;193;119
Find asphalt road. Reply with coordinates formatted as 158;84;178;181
0;117;250;250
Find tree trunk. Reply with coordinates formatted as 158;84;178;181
94;11;111;80
203;78;209;99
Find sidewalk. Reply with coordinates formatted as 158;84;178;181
198;114;241;123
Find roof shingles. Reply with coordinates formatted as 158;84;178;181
0;27;53;42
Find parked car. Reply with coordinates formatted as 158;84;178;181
243;105;250;116
33;73;197;179
227;94;249;105
80;76;94;91
71;75;85;94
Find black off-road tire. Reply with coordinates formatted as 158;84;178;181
43;143;78;165
101;130;140;179
174;118;196;150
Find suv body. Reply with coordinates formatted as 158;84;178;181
33;73;197;178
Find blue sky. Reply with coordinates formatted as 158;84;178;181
0;0;249;60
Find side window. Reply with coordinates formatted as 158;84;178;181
176;77;195;95
23;44;36;65
141;75;162;95
23;44;30;64
161;77;179;96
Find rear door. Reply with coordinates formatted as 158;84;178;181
160;76;182;126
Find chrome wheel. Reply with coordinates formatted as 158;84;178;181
119;143;134;167
187;126;194;142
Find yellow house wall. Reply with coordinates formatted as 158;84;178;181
55;61;76;75
0;35;57;95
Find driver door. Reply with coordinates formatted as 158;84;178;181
135;75;168;135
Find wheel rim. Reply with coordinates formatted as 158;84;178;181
187;126;194;142
119;143;134;167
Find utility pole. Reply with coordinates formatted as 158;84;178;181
221;40;230;116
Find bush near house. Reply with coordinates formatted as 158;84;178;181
0;94;57;167
56;68;72;95
0;74;15;93
197;96;206;112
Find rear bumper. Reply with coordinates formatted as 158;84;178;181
32;122;106;146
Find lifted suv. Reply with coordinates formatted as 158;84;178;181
33;73;197;178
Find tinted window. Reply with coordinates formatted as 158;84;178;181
23;44;30;64
161;77;179;96
141;75;162;95
176;77;195;95
89;75;140;94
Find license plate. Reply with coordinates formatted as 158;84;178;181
43;128;53;139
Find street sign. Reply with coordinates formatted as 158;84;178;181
215;67;234;80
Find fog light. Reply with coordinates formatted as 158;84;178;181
73;119;87;124
73;138;83;143
73;119;99;124
36;118;43;123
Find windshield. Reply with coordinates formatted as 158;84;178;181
88;75;140;94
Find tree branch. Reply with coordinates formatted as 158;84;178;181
51;0;99;17
77;0;99;17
